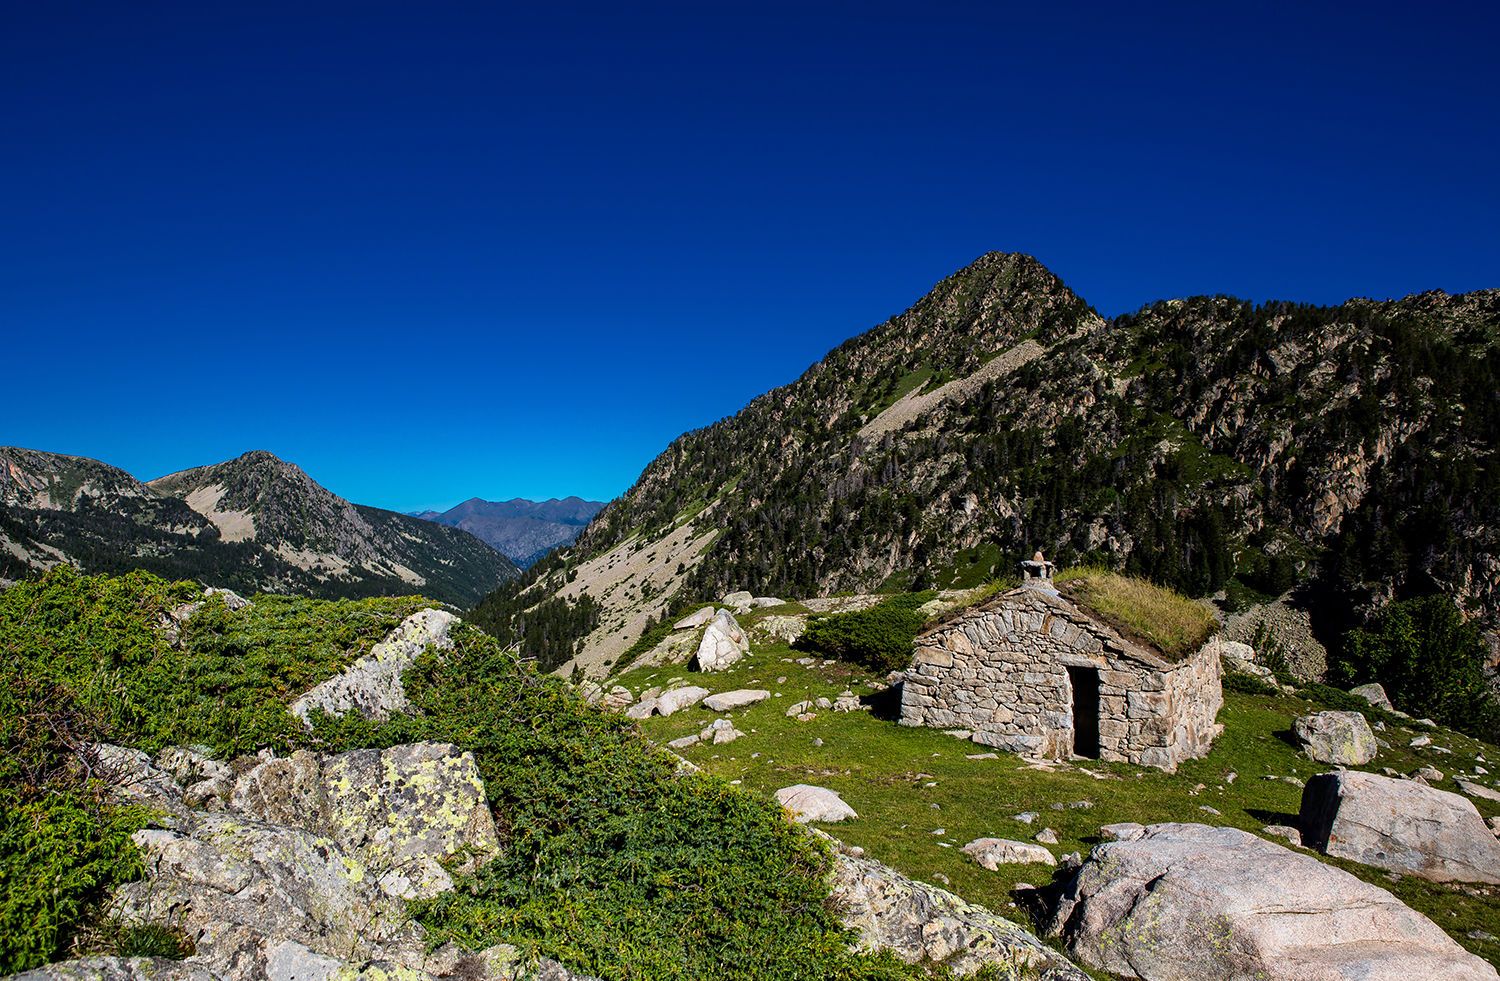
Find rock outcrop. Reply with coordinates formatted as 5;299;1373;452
290;609;458;724
231;742;500;899
827;840;1087;979
1299;770;1500;884
1292;710;1377;765
1044;822;1497;981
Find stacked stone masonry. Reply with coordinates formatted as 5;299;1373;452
899;586;1223;771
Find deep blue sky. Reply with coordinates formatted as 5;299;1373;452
6;1;1497;512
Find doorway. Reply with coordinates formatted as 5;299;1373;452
1066;665;1101;759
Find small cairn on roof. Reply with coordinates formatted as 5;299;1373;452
1019;550;1057;594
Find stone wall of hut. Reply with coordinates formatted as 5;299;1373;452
898;588;1222;771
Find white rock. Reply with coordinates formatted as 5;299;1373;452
291;609;458;725
693;610;750;672
961;837;1057;868
1456;778;1500;803
775;784;858;823
711;727;745;745
673;607;717;630
1300;770;1500;884
624;697;659;720
655;685;710;716
703;689;770;712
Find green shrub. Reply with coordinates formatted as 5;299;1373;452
796;593;935;674
1221;670;1277;695
1338;596;1500;742
2;569;926;981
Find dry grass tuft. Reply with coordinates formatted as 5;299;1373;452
1055;567;1216;660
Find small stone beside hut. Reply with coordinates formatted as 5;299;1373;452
899;559;1223;771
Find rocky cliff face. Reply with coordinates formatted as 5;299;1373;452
1;448;519;607
481;253;1500;670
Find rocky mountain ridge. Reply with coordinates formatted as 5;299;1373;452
475;252;1500;675
0;448;519;607
412;496;604;568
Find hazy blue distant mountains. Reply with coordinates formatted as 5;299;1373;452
412;497;605;568
0;447;519;607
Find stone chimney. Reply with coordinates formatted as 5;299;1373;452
1020;550;1057;592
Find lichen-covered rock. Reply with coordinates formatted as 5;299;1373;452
4;958;222;981
1299;770;1500;884
90;743;195;827
230;742;499;899
774;785;857;823
1044;822;1497;981
692;610;749;672
827;842;1087;979
290;609;458;725
323;742;499;895
156;746;233;786
1293;711;1377;765
115;814;429;981
961;837;1056;868
754;614;807;644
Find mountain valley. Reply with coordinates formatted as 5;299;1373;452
411;496;604;568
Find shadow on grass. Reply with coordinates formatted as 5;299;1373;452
1246;807;1302;829
1273;728;1303;751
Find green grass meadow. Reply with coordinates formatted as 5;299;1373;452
616;604;1500;971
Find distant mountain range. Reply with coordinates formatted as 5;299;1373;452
411;497;605;568
0;448;519;607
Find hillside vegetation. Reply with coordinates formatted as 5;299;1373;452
474;253;1500;685
0;568;931;980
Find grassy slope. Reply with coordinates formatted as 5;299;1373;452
618;603;1500;973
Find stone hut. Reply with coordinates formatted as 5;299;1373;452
899;560;1223;771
